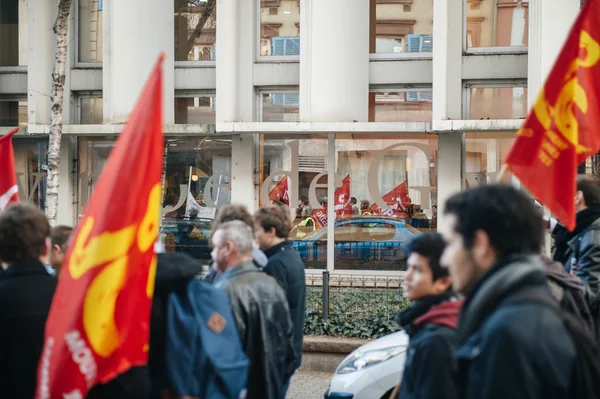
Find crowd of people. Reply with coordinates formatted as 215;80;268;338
2;176;600;398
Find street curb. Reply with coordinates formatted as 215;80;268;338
300;336;370;374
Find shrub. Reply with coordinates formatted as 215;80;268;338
304;287;413;339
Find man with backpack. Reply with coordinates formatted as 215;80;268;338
396;233;462;399
213;220;295;399
440;184;584;398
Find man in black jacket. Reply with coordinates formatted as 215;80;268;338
440;184;577;399
553;175;600;300
397;233;462;399
254;204;306;396
0;204;56;399
213;220;295;399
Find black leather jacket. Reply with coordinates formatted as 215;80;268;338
217;261;296;399
567;218;600;300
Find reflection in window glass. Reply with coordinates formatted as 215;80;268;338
465;132;515;187
260;0;300;56
175;96;216;124
80;98;103;124
466;0;528;48
0;100;27;126
174;0;216;61
13;139;48;210
262;92;299;122
333;134;438;271
259;135;329;269
77;137;232;265
371;0;433;54
78;0;103;62
469;87;528;119
372;91;432;122
0;0;27;66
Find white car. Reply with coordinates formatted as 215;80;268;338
324;330;409;399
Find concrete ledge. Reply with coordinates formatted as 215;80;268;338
304;336;369;354
300;336;370;374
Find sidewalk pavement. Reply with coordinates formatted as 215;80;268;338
286;370;332;399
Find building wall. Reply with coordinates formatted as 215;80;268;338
0;0;581;272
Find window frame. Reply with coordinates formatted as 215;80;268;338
257;87;300;122
75;0;103;68
462;80;528;120
256;0;301;62
75;91;103;124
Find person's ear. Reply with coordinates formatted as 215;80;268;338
433;275;452;293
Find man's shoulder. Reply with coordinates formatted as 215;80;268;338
412;325;457;352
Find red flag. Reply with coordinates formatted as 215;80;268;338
311;208;328;228
0;128;20;211
36;55;165;399
269;175;290;205
334;175;352;217
370;181;411;217
503;0;600;231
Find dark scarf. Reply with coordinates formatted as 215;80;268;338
396;290;455;335
553;206;600;264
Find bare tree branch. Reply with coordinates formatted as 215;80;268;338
46;0;73;226
187;0;216;55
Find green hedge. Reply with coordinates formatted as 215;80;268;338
304;287;413;339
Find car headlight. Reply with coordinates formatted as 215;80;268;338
336;346;407;374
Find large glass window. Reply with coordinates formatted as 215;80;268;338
371;90;433;122
262;91;299;122
468;86;528;119
259;134;329;269
0;0;27;66
260;0;300;57
175;94;216;124
78;136;232;265
371;0;433;55
174;0;216;61
333;134;437;271
0;100;27;126
78;0;103;62
465;132;515;187
466;0;528;49
13;139;48;210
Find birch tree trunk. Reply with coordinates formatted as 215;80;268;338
46;0;73;226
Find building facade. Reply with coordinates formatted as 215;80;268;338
0;0;581;273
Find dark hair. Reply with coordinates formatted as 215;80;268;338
50;225;73;251
0;203;50;263
254;205;292;238
577;174;600;207
406;233;447;280
212;203;254;235
443;184;544;258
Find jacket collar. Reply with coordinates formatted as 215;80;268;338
0;258;49;281
397;291;462;335
263;240;292;258
458;254;547;344
222;261;258;280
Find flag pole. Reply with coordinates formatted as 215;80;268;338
496;164;508;183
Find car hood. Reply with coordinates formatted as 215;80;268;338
354;330;409;354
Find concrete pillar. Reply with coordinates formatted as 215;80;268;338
103;0;174;124
528;0;579;109
301;0;369;122
216;0;256;208
433;0;463;228
231;135;255;212
27;0;59;125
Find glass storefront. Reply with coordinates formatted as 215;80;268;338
258;134;438;271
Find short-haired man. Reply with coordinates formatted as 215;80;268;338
254;205;306;396
49;225;73;275
0;204;57;399
212;220;295;399
396;233;462;399
553;175;600;299
441;184;577;399
204;203;268;284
